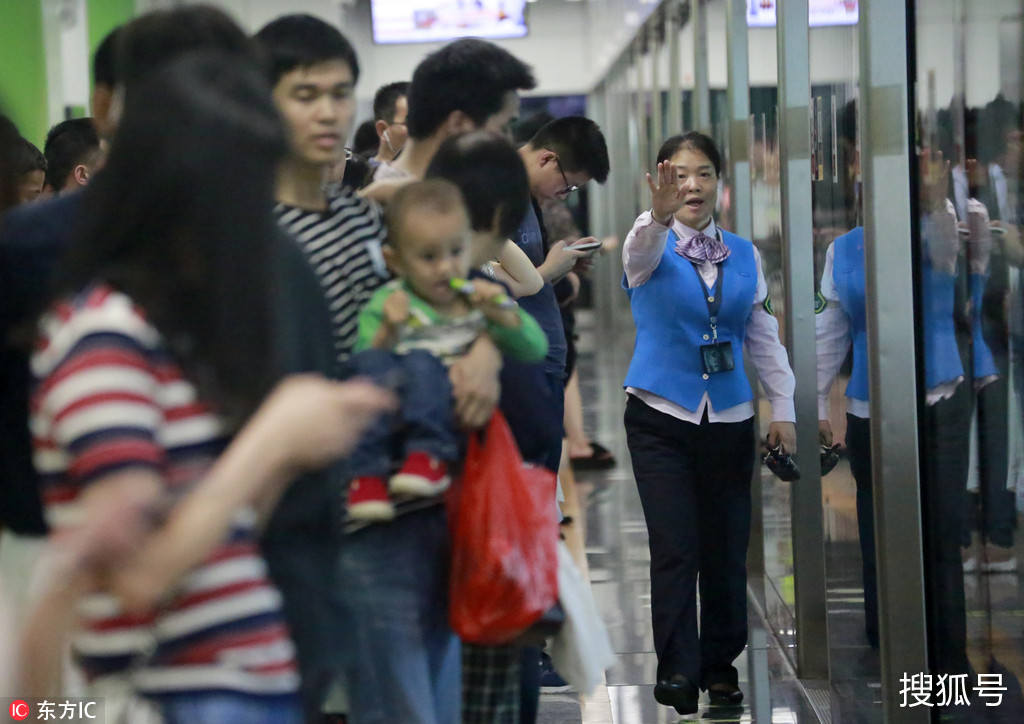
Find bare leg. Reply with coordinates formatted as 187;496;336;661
563;368;592;458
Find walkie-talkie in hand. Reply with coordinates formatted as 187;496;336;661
762;443;801;481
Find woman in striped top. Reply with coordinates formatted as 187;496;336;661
25;52;392;723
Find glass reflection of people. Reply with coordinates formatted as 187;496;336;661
918;149;974;678
959;100;1021;572
622;132;796;714
817;223;881;649
815;96;884;649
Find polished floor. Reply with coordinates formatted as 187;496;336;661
539;311;822;723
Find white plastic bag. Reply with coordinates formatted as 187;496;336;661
547;541;616;696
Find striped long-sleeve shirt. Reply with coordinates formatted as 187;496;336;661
274;185;390;364
30;285;298;696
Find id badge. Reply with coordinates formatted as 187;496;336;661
700;341;735;374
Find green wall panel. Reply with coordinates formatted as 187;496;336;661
87;0;135;74
0;0;47;146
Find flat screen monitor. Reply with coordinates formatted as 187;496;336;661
372;1;528;44
747;0;859;28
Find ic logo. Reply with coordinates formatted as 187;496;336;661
8;700;29;720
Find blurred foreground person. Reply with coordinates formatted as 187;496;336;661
23;51;392;723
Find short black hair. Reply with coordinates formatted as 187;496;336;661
352;120;379;158
117;6;252;95
426;131;530;239
13;136;46;176
92;25;121;88
386;179;467;252
254;14;359;87
528;117;609;184
406;39;535;140
373;81;409;124
44;118;101;191
979;95;1018;165
656;132;722;176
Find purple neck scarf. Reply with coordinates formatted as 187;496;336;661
674;230;731;264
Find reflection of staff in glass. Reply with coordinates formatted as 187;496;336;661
955;101;1021;572
816;224;879;649
919;150;974;676
819;150;973;676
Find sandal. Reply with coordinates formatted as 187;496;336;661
570;440;616;470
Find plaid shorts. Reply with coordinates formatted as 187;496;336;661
462;644;521;723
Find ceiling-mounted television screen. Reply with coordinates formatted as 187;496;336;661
747;0;858;28
372;1;528;44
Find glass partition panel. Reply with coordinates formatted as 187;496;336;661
808;11;879;721
747;15;794;651
914;0;1024;715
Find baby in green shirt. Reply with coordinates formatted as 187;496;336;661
346;179;547;520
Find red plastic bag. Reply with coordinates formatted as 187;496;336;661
447;411;559;645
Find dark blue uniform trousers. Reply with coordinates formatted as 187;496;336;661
624;395;755;689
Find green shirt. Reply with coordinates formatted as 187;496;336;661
355;279;548;365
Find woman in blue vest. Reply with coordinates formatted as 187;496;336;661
622;132;796;714
818;151;976;678
816;226;888;653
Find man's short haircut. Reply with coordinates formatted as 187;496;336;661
426;131;529;240
13;137;46;176
92;26;122;88
656;132;722;177
44;119;101;191
117;6;252;96
528;116;610;184
406;39;535;140
386;179;467;251
254;14;359;87
373;81;410;123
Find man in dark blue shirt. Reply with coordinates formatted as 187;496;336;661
503;116;609;473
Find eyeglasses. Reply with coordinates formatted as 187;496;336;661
548;151;579;197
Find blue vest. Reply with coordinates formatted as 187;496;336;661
970;272;998;378
837;226;964;392
832;228;869;402
622;228;758;411
920;263;965;389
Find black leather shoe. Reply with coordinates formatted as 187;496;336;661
653;674;699;715
707;682;744;706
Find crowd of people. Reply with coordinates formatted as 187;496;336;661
0;5;619;723
0;2;815;721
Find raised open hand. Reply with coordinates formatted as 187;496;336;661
647;160;685;225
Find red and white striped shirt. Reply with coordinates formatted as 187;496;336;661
30;286;298;696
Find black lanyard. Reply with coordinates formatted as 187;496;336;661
690;261;724;341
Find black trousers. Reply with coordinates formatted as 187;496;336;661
921;383;972;675
845;414;879;648
968;369;1016;548
624;395;755;688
